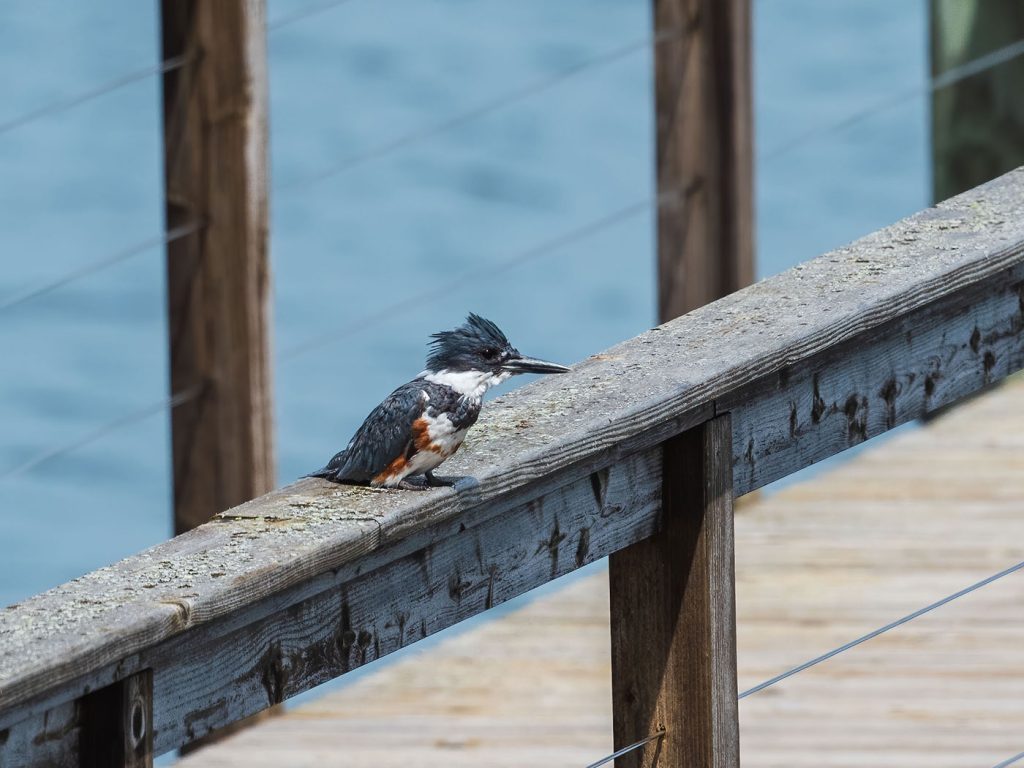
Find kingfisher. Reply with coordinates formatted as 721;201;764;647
309;313;570;490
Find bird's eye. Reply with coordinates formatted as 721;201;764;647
482;347;499;359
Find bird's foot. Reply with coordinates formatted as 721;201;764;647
425;471;456;488
396;479;432;491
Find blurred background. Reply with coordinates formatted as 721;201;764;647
0;0;975;610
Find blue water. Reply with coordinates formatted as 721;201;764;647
0;0;927;609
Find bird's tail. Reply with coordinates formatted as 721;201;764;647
305;449;347;480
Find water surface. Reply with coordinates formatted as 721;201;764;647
0;0;926;608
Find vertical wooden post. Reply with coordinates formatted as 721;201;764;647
628;0;749;758
609;415;739;766
161;1;275;535
78;670;154;767
655;0;754;322
930;0;1024;202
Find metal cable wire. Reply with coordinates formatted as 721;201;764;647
763;37;1024;162
933;37;1024;89
0;54;188;138
993;750;1024;768
6;34;1024;479
273;35;1024;353
739;557;1024;699
281;32;1024;188
0;222;201;314
279;196;652;359
277;27;681;191
585;729;666;768
0;0;356;139
0;198;649;481
1;26;1022;768
584;560;1024;762
0;26;663;316
9;30;1016;328
6;32;1020;321
0;385;201;482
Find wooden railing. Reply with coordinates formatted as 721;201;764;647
2;169;1023;766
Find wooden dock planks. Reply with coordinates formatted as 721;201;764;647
175;376;1024;768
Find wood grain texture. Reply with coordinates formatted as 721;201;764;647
655;0;753;320
0;452;664;761
725;262;1024;493
147;450;662;752
161;0;275;534
0;700;78;768
609;415;738;767
79;670;153;768
169;377;1024;768
2;170;1024;760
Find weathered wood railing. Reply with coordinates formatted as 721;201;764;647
2;170;1024;766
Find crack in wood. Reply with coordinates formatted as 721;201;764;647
811;372;827;424
336;600;354;674
536;520;567;581
31;712;75;747
844;395;869;443
159;598;193;629
447;568;471;604
984;351;997;382
879;376;900;429
484;566;499;610
589;468;610;511
258;643;286;707
575;528;592;568
183;699;226;743
356;631;372;666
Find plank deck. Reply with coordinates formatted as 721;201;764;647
175;376;1024;768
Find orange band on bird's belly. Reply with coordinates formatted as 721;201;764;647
412;417;444;453
373;418;452;485
372;455;408;485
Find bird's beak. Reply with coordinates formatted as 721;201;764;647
502;354;571;375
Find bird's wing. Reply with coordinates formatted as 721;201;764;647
311;381;428;483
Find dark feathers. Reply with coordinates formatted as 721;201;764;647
425;313;514;373
309;313;566;487
308;381;428;483
307;378;484;484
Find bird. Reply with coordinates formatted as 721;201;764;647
308;313;570;490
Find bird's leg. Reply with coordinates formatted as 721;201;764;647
425;471;455;488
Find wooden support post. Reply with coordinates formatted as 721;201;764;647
160;0;275;535
643;9;749;753
78;670;153;768
930;0;1024;202
655;0;754;322
609;415;739;766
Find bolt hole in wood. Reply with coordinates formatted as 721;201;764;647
78;669;153;767
131;701;145;746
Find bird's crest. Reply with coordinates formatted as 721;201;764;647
426;313;511;372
